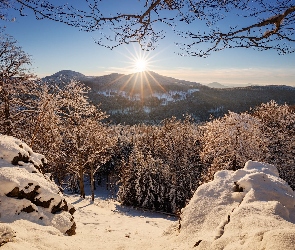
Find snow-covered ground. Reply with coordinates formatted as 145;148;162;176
1;135;295;250
1;189;177;250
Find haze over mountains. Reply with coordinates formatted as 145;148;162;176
43;70;295;124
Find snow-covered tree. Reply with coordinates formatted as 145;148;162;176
118;116;203;214
25;84;64;179
200;111;268;182
57;80;116;198
84;120;117;201
0;32;37;136
253;101;295;189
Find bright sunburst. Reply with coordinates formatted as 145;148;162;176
134;59;147;72
122;45;159;74
115;45;166;100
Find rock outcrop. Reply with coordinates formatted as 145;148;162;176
0;135;76;236
176;161;295;250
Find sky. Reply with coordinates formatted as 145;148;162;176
2;0;295;86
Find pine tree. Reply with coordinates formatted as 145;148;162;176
118;116;203;214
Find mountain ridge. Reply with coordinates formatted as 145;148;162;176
43;70;203;96
41;70;295;125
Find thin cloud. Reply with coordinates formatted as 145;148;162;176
157;67;295;85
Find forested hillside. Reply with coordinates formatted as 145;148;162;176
43;70;295;124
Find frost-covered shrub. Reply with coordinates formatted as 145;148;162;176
118;117;203;214
200;102;295;190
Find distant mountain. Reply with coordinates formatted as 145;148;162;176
206;82;229;88
42;70;87;83
82;71;202;95
42;70;295;125
226;83;257;88
42;70;201;94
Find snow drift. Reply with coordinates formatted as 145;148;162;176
0;135;76;244
177;160;295;249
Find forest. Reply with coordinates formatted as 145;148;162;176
1;31;295;215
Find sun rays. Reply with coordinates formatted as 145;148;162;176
100;45;168;102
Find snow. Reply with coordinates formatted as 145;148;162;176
1;135;295;249
0;135;75;238
0;135;46;167
1;192;177;250
0;224;15;246
97;89;199;104
176;160;295;249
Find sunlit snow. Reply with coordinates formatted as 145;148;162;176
1;135;295;249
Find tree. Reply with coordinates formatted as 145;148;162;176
118;116;203;214
0;32;37;136
26;84;64;178
0;0;10;20
13;0;295;56
200;111;268;182
253;101;295;189
84;119;117;202
56;80;116;199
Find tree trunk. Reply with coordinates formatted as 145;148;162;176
232;155;237;171
94;174;96;190
91;163;94;202
79;167;85;198
3;88;12;135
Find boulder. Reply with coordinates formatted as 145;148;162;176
0;135;76;235
177;161;295;250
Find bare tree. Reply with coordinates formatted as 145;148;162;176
12;0;295;56
0;32;37;136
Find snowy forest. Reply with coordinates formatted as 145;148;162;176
1;0;295;248
1;32;295;218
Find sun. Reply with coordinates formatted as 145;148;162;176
123;45;157;73
134;59;147;72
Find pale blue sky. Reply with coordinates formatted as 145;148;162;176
2;1;295;85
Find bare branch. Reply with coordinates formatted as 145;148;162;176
9;1;295;56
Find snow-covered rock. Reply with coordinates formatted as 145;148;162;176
177;161;295;249
0;135;76;237
0;224;15;246
0;135;46;168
